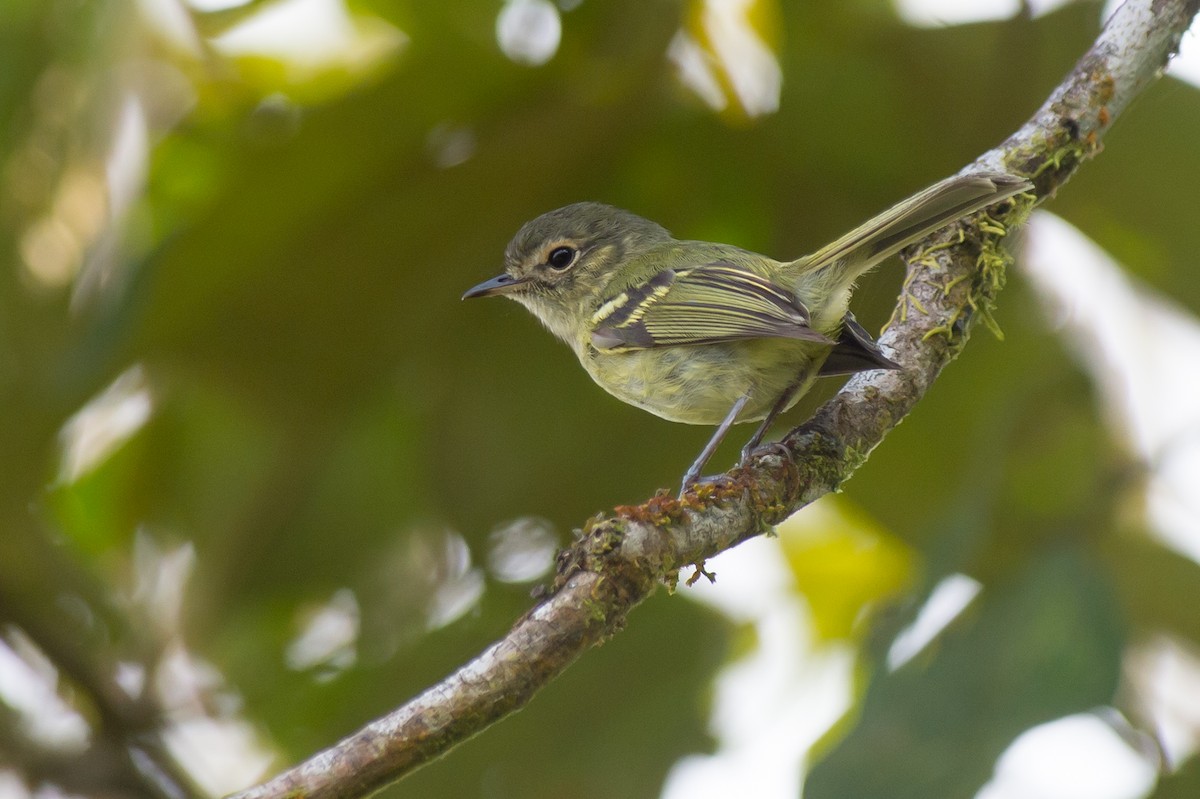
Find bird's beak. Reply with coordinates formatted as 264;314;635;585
461;272;532;300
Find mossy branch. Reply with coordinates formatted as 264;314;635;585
228;2;1200;797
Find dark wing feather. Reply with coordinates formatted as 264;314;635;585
590;262;832;352
818;312;901;376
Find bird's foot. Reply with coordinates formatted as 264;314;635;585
739;439;791;467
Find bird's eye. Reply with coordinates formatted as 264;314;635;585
547;246;577;270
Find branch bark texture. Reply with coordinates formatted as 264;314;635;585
229;2;1200;797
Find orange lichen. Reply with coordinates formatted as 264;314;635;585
615;489;686;526
685;561;716;586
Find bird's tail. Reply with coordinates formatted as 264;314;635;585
794;171;1031;327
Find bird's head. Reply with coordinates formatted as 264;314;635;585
463;202;671;344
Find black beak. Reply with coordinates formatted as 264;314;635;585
461;273;532;300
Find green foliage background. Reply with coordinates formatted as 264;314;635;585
1;0;1199;797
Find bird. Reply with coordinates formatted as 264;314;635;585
464;171;1031;491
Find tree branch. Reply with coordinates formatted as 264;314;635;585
228;2;1200;797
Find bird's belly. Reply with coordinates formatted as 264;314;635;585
580;340;827;425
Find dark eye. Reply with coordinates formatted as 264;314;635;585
547;246;576;270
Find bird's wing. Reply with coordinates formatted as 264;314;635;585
590;262;833;352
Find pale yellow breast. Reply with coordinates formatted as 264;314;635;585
576;338;829;425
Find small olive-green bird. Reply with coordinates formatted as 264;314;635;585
464;171;1030;489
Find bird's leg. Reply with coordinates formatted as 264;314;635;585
739;374;810;464
680;394;750;495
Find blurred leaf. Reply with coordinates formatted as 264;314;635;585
1152;757;1200;799
780;498;916;641
1107;534;1200;647
806;546;1125;799
191;0;285;39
